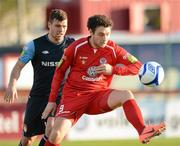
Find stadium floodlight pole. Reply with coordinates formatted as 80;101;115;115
16;0;27;48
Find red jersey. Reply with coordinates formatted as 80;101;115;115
49;37;142;102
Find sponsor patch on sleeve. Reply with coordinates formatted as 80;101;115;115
20;46;28;56
57;54;67;67
20;50;25;56
127;54;138;63
57;59;63;67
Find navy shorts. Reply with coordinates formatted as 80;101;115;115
23;96;61;137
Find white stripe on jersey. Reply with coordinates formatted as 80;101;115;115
74;40;88;58
106;45;117;59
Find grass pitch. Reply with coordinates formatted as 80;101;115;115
0;138;179;146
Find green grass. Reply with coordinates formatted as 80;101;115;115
0;138;179;146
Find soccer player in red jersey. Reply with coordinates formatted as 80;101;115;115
42;15;166;146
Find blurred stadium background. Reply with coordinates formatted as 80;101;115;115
0;0;180;146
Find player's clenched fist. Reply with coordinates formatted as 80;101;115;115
96;63;113;75
42;102;57;119
4;86;18;103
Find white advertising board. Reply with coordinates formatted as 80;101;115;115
166;99;180;137
68;108;137;140
3;55;33;89
67;96;169;140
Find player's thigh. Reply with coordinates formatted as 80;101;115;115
86;89;113;114
107;89;134;109
49;117;73;144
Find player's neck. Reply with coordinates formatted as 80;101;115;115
48;34;64;44
89;37;98;49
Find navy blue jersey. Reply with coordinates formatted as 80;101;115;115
19;34;75;98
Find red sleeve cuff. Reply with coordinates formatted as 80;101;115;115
112;66;122;75
48;93;57;102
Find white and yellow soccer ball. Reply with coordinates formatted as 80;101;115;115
139;61;164;87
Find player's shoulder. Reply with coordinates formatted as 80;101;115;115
70;37;88;47
33;34;47;42
64;36;75;44
107;39;124;50
64;37;88;54
76;37;88;42
107;39;116;46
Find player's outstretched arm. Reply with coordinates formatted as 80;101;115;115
41;62;70;119
42;44;74;118
4;60;25;103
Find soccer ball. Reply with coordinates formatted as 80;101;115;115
139;61;164;87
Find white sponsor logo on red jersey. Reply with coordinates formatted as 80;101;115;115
87;66;97;77
82;75;102;82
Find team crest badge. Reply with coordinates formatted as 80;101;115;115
99;57;107;64
23;124;27;133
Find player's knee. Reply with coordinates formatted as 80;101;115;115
117;90;135;104
108;90;134;109
124;90;134;99
49;129;62;144
20;136;34;146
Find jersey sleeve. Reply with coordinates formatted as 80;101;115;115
19;41;35;64
112;44;142;76
49;44;75;102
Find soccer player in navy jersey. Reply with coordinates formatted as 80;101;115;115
4;9;74;146
42;14;166;146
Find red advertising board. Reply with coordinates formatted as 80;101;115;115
0;104;25;139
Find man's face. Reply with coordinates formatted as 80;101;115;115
48;19;68;43
90;26;111;48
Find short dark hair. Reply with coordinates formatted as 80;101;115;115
49;9;68;22
87;15;113;33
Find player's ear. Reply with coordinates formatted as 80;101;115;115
48;21;51;29
89;29;93;35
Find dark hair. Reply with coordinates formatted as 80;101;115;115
49;9;68;22
87;15;113;33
